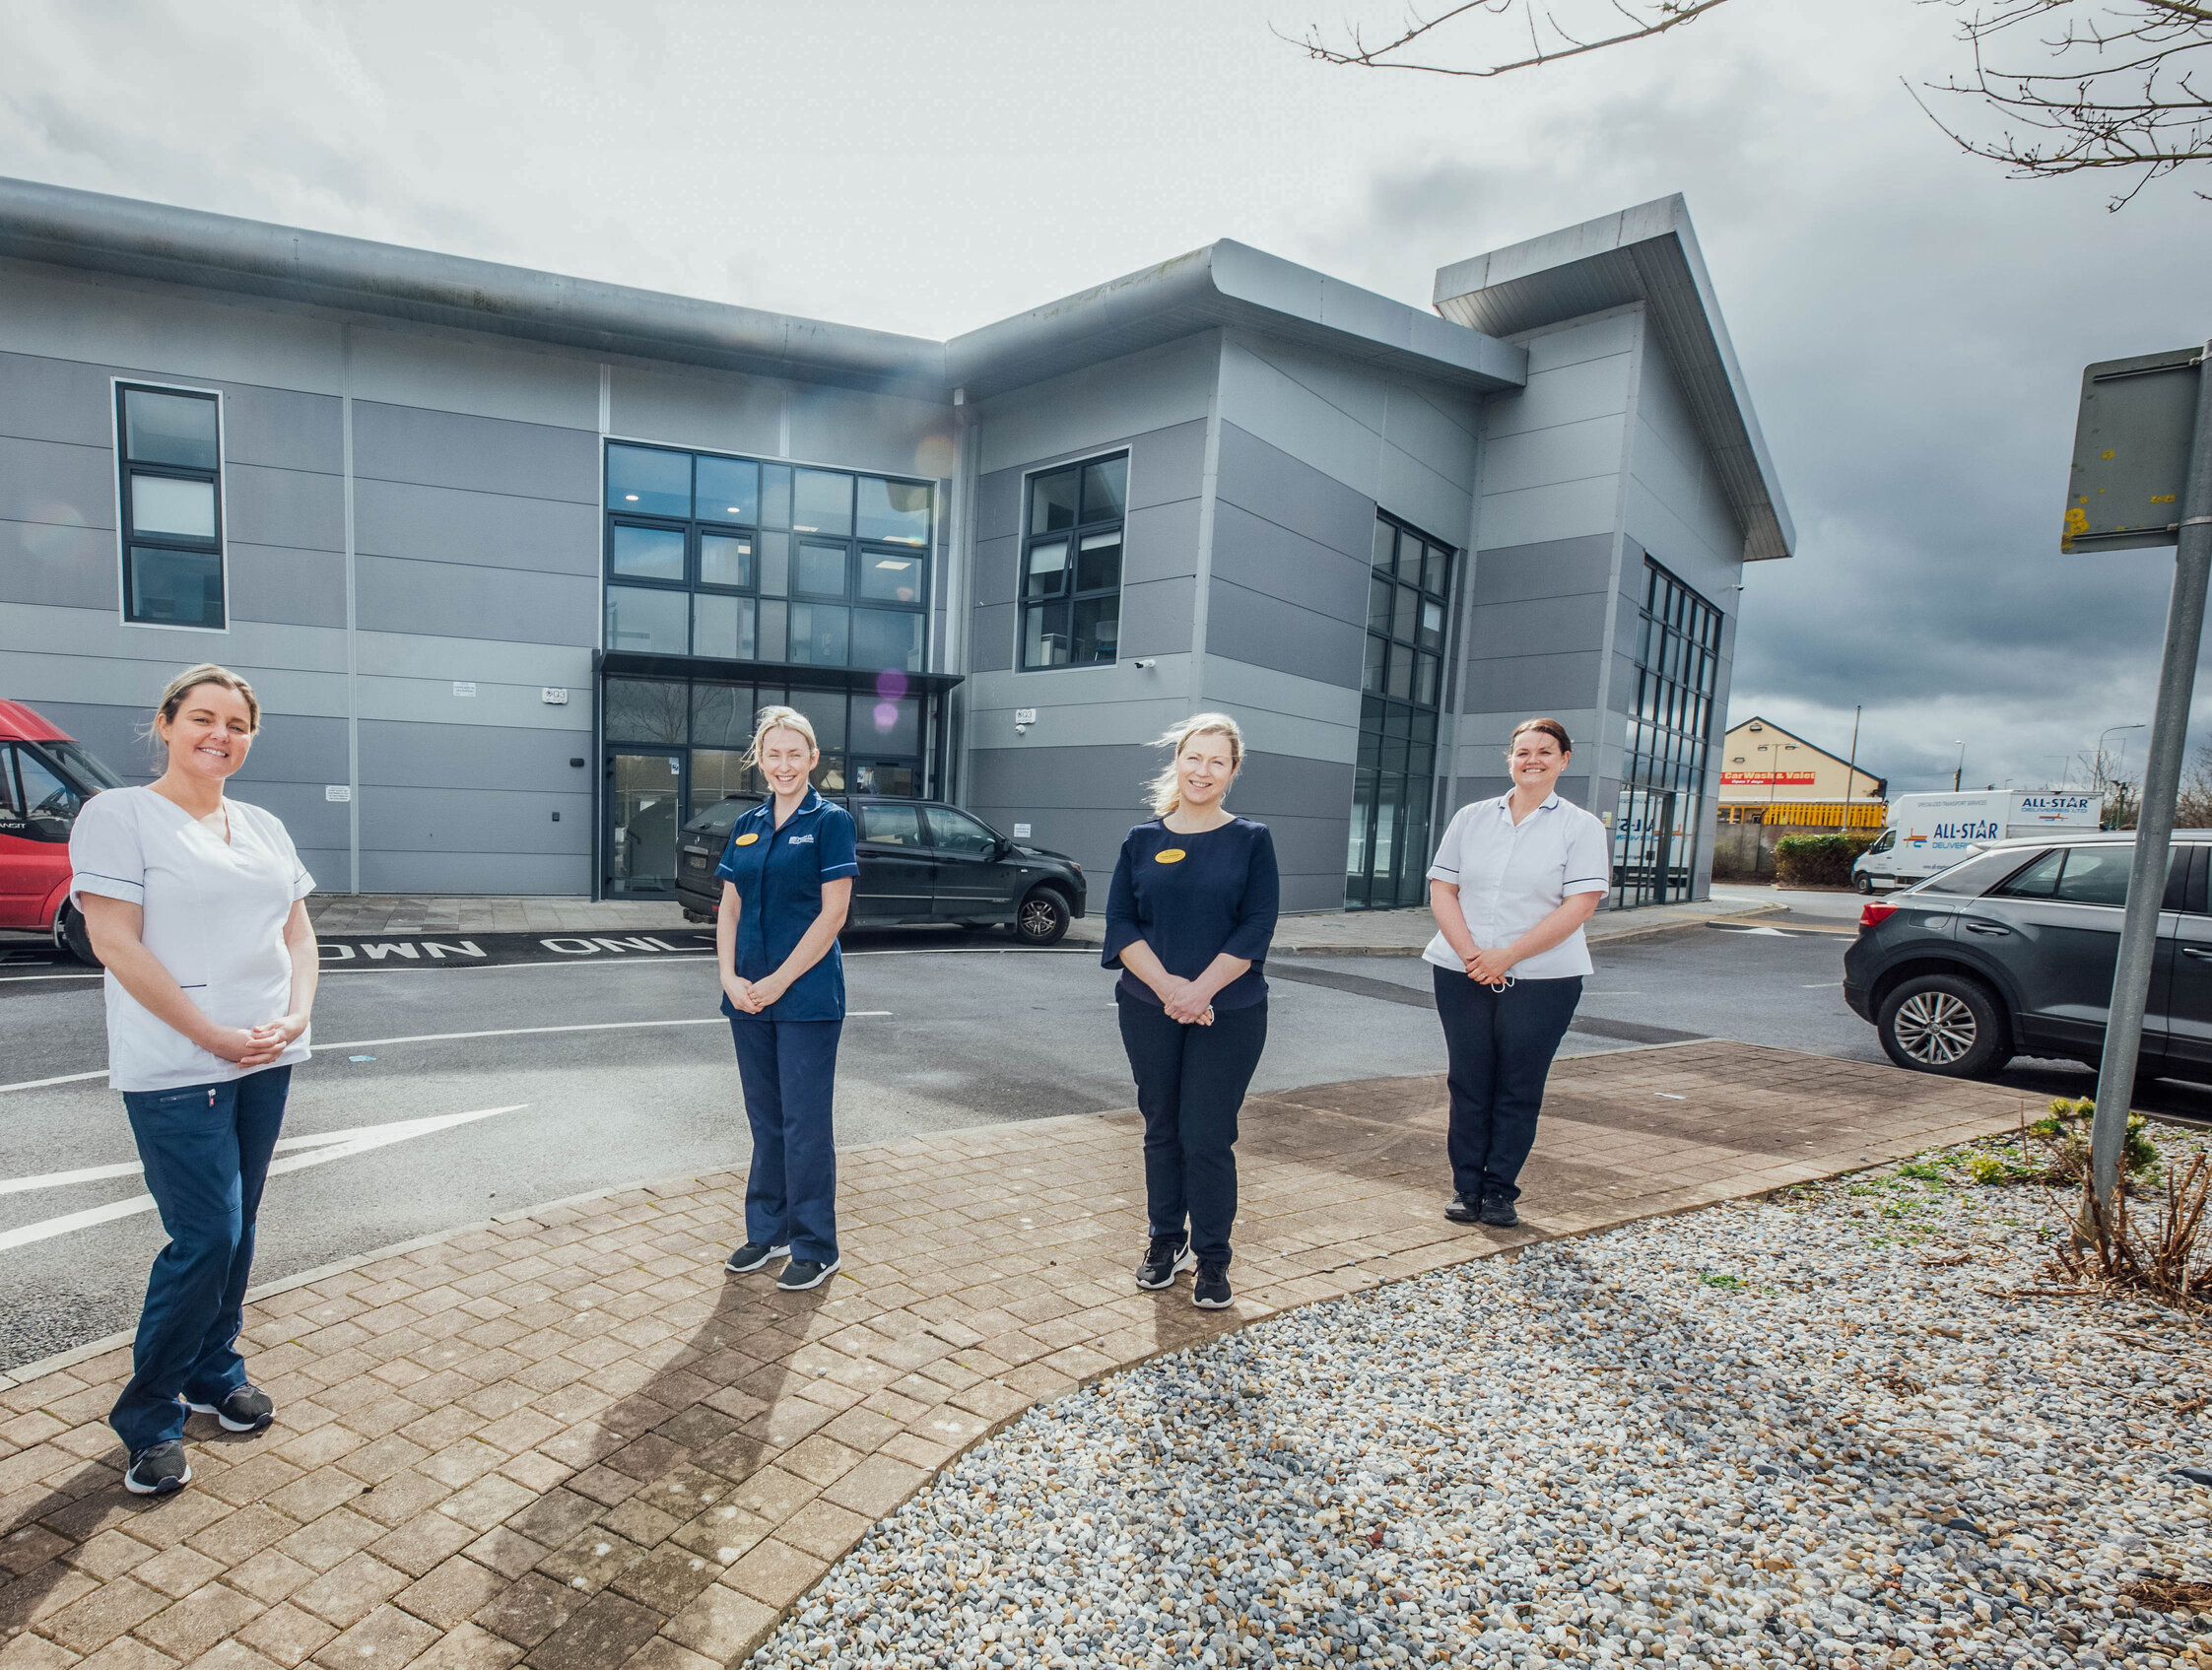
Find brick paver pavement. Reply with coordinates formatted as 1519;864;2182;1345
0;1042;2034;1669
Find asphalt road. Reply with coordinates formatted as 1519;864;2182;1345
3;911;2199;1375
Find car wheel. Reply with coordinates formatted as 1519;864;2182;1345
1014;887;1070;947
55;902;101;968
1854;873;1873;895
1877;973;2007;1077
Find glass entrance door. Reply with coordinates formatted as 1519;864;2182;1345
608;752;684;897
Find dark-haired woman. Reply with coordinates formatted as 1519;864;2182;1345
70;665;319;1496
1425;717;1609;1229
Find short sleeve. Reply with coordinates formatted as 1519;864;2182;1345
1427;805;1469;883
1563;811;1610;896
69;791;146;907
1100;828;1145;970
1221;826;1280;962
269;808;316;901
817;804;859;881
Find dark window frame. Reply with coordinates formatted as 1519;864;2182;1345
1611;560;1724;909
1348;512;1456;910
115;381;227;632
1018;450;1128;672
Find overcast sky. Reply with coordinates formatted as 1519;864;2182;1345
6;0;2207;795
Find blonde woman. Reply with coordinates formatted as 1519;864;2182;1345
713;706;858;1291
1102;714;1279;1309
68;665;319;1496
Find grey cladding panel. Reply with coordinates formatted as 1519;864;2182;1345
362;851;592;895
1228;749;1354;821
26;700;154;782
225;463;343;553
233;781;349;851
223;387;342;475
356;553;598;646
228;544;347;629
226;712;351;784
1118;575;1195;657
0;351;112;447
970;602;1015;673
1456;649;1604;715
1203;577;1363;689
353;401;599;502
1467;534;1616;605
0;434;114;530
362;785;591;856
975;466;1021;545
1208;501;1367;624
361;718;600;792
1124;497;1199;585
1277;871;1345;914
1215;422;1374;558
0;519;118;610
355;478;600;575
1128;419;1207;510
972;533;1019;608
1465;591;1610;659
970;743;1158;815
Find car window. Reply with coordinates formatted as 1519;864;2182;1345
43;740;125;792
1990;849;2063;899
1868;830;1895;854
0;747;22;825
2054;845;2134;905
692;799;748;836
926;807;999;857
15;749;81;835
860;804;924;846
1913;849;2045;898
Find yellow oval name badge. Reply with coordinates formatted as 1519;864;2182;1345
1155;848;1186;864
734;833;761;846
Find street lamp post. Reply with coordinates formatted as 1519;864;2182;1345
1953;740;1966;794
2095;723;2146;827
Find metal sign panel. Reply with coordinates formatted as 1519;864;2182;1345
2062;349;2203;552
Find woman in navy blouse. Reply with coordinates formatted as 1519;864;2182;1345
1102;713;1279;1310
712;706;858;1293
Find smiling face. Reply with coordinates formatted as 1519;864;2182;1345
1507;728;1570;797
757;725;818;798
1174;731;1239;813
158;682;256;785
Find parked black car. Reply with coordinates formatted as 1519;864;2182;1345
1843;830;2212;1079
674;795;1087;946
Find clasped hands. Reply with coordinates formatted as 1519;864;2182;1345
721;971;788;1015
1459;946;1517;987
207;1014;309;1068
1156;976;1217;1027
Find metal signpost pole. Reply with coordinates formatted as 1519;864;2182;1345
2088;343;2212;1210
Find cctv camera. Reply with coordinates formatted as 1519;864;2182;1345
1130;658;1156;670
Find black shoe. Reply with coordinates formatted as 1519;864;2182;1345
776;1256;840;1292
1444;1193;1482;1224
185;1384;273;1434
1192;1260;1233;1309
124;1439;191;1496
724;1240;790;1274
1479;1196;1519;1229
1136;1234;1194;1291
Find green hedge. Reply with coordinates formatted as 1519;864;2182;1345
1773;833;1878;888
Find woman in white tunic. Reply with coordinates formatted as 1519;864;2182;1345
69;665;319;1497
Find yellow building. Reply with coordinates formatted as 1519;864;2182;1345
1719;717;1886;828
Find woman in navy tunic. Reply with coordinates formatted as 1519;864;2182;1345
713;706;858;1292
1102;713;1279;1310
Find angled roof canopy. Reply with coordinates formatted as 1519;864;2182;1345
1434;195;1795;563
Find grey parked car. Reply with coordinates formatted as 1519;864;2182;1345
1842;831;2210;1078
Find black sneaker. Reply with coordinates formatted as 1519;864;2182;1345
1444;1193;1482;1224
124;1439;191;1496
776;1256;840;1292
1479;1196;1519;1229
1192;1260;1233;1309
724;1240;790;1274
1135;1234;1194;1291
185;1384;273;1434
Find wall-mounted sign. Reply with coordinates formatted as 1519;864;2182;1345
1721;770;1817;786
325;784;353;803
453;682;477;698
542;687;570;705
1013;823;1033;838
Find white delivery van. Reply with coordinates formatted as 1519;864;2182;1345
1851;791;2101;893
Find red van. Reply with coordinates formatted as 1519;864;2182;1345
1;700;129;964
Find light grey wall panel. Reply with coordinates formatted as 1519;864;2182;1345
356;554;597;646
1457;649;1605;715
0;351;111;446
972;532;1019;609
361;851;591;895
609;362;785;460
353;402;598;502
1466;534;1615;606
787;383;955;479
225;462;343;553
347;320;595;430
232;779;350;854
968;741;1160;875
361;785;589;857
1203;577;1363;689
1467;591;1611;661
1215;423;1372;558
975;464;1021;546
355;479;599;575
1208;501;1368;624
0;520;117;611
221;711;350;785
360;719;597;794
1129;419;1208;511
971;602;1015;674
974;335;1216;477
1119;576;1196;658
1124;496;1201;586
228;544;347;630
223;387;342;476
0;434;112;530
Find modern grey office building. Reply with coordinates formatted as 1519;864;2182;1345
0;178;1792;913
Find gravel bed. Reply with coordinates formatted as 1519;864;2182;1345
752;1124;2212;1668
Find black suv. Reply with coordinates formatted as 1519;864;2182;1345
673;796;1087;946
1843;831;2212;1078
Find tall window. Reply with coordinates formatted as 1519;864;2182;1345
1020;453;1127;669
1612;562;1722;908
117;384;225;629
603;443;932;674
1347;514;1454;909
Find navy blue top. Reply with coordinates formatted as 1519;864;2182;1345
713;787;860;1023
1102;817;1279;1011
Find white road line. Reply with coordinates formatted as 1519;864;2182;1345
0;971;102;983
0;1119;465;1197
0;1103;527;1253
1802;981;1843;988
0;1013;897;1097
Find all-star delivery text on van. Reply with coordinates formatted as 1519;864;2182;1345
0;699;129;962
1850;790;2101;893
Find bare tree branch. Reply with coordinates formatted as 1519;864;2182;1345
1272;0;1736;79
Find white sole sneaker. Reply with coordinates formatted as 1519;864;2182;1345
185;1398;271;1434
724;1243;791;1274
776;1256;841;1292
1136;1245;1195;1291
124;1456;191;1495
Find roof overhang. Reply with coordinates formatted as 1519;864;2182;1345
949;238;1526;401
0;175;947;396
1433;195;1794;563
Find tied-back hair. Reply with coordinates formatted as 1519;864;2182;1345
743;705;819;778
1145;712;1244;819
1510;715;1573;755
144;663;260;758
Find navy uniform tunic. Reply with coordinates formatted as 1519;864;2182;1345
1101;817;1279;1009
713;787;859;1021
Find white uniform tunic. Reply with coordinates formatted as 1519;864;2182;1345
1421;791;1611;979
69;787;315;1093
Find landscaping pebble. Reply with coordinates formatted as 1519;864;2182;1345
751;1123;2212;1667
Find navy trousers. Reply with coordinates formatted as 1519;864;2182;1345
728;1012;842;1263
1431;970;1582;1204
112;1065;291;1453
1117;993;1268;1266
